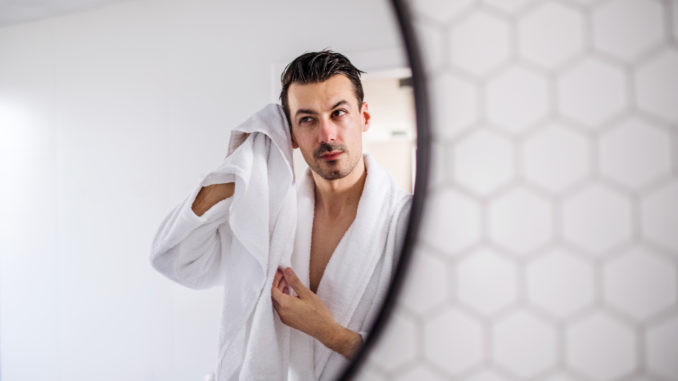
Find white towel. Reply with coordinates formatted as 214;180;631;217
150;103;298;380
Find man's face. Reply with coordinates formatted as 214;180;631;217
287;74;370;180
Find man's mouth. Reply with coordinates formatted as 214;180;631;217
319;151;343;160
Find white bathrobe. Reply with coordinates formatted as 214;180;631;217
150;104;412;380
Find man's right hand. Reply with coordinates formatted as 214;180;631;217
191;183;235;216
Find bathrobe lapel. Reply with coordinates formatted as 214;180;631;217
293;155;394;378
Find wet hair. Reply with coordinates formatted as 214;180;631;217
279;50;365;126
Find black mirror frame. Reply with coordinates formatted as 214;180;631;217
338;0;431;379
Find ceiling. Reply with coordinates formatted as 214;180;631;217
0;0;134;28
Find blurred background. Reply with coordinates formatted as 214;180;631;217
362;1;678;380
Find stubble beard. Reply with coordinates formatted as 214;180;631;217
310;141;359;180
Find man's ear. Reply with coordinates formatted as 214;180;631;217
361;101;370;132
290;129;299;149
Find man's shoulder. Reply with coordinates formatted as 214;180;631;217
361;158;412;237
364;154;412;204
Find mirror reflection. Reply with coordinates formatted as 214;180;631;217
152;50;415;380
0;1;415;381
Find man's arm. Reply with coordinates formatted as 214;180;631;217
271;267;364;359
151;181;236;289
322;322;363;360
191;183;235;216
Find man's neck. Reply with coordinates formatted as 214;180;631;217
311;156;367;218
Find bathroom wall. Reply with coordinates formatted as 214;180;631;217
363;0;678;380
0;1;404;380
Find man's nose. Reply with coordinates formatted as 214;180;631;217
318;118;336;142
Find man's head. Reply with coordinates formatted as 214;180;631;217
279;50;370;181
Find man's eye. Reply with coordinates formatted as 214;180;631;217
299;117;313;124
333;110;346;117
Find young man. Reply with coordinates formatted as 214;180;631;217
159;50;412;380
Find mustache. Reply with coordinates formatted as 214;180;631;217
314;142;346;158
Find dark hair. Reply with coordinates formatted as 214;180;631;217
279;50;366;126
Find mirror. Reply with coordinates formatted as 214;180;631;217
0;0;425;380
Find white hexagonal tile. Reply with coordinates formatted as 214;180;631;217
635;49;678;122
368;313;418;371
526;249;595;318
522;123;591;193
603;247;677;320
488;186;554;254
492;311;558;378
413;21;445;74
430;72;479;140
452;129;516;196
399;249;449;314
423;308;484;376
562;184;632;254
448;10;512;76
557;58;628;127
646;317;678;379
413;0;474;24
466;370;511;381
456;247;519;314
483;0;535;13
486;66;549;133
592;0;664;61
518;1;586;69
394;365;446;381
427;140;447;189
641;180;678;251
566;312;637;381
599;117;672;189
421;188;482;255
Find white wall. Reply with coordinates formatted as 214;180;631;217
363;1;678;380
0;1;405;380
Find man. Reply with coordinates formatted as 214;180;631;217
155;50;412;380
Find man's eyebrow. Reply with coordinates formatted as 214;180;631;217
294;100;350;119
295;108;317;118
330;100;349;109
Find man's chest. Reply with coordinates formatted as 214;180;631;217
308;212;355;293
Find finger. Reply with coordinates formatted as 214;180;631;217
276;268;288;290
275;272;289;294
283;267;311;298
272;285;296;302
276;281;284;293
271;285;285;305
280;278;289;294
273;269;283;289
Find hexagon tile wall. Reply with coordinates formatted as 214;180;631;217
360;0;678;380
